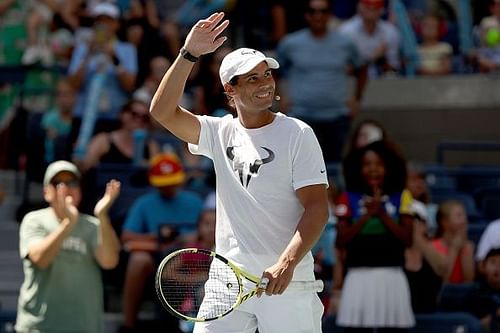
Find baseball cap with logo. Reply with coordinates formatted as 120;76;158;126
43;160;81;186
148;154;186;187
92;3;120;19
219;48;279;84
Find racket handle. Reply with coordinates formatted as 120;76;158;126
287;280;324;292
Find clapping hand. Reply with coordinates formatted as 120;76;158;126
94;180;121;218
56;184;79;224
364;187;384;217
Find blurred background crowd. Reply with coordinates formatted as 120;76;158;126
0;0;500;332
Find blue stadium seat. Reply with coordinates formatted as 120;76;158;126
0;309;16;333
473;186;500;221
411;312;482;333
322;312;482;333
467;223;488;247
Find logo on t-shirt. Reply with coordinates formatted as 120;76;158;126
226;146;275;188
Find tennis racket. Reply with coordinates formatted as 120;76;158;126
155;247;324;322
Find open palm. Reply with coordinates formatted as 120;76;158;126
94;180;121;217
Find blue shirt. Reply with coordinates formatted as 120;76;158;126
68;40;137;118
276;29;362;120
123;189;204;235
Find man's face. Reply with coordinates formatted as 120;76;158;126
482;254;500;290
229;62;276;112
44;171;82;207
305;0;330;33
359;2;384;23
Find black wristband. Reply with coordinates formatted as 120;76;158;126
180;47;198;63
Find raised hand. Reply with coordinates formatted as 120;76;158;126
183;12;229;58
94;180;121;218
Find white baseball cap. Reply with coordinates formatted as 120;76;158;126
43;160;81;186
219;48;279;84
92;3;120;19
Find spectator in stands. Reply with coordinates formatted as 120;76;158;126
406;161;438;234
465;247;500;332
477;0;500;72
404;198;447;314
276;0;368;163
417;13;453;75
0;0;29;65
432;200;476;284
476;218;500;263
121;0;162;85
76;99;160;173
153;0;184;60
67;2;138;119
328;119;393;310
133;56;171;105
15;160;121;333
335;140;415;332
345;119;388;155
338;0;401;78
22;0;62;65
191;46;232;116
120;153;204;332
181;203;216;250
41;77;76;163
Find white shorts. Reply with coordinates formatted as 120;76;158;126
193;290;324;333
336;267;415;328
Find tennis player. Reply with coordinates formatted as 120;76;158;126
150;12;329;333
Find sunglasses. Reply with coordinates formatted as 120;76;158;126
307;7;329;14
130;110;150;121
51;179;80;188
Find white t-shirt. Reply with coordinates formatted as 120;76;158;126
189;112;328;280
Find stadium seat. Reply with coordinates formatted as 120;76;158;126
411;312;482;333
321;312;483;333
474;186;500;221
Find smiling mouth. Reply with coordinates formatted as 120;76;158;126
256;91;272;99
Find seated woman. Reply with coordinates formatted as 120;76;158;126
431;200;476;284
76;99;160;172
404;207;447;314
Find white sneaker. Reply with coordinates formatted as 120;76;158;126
22;46;41;65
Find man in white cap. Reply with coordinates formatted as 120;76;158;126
150;12;329;333
15;160;122;333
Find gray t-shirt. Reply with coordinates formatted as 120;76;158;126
277;29;363;120
16;208;103;333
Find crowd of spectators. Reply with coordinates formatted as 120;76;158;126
0;0;500;332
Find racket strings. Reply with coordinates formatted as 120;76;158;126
159;252;240;320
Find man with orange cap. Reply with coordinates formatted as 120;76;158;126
119;153;204;332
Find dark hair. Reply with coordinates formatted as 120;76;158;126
343;140;407;195
485;248;500;260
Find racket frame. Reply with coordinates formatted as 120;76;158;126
155;247;322;322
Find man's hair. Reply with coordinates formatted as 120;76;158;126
485;248;500;260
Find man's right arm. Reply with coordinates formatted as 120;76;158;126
149;56;201;144
150;12;229;145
